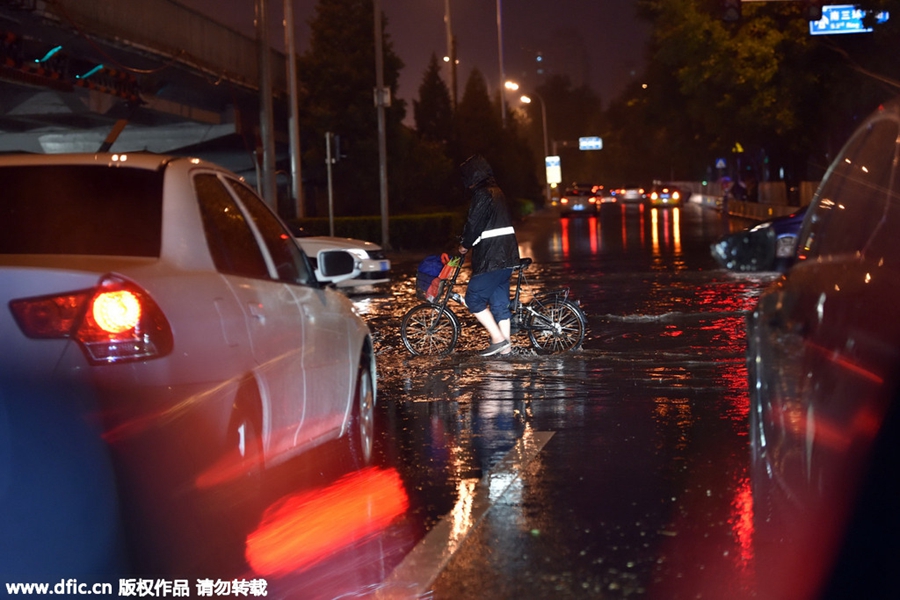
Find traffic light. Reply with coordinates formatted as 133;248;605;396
804;0;823;21
723;0;741;21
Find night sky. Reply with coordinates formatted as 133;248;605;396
177;0;649;112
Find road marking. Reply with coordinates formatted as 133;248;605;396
375;430;555;598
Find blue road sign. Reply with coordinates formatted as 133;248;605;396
810;5;889;35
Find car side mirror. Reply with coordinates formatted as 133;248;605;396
314;249;361;285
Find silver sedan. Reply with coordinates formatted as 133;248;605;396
0;152;376;575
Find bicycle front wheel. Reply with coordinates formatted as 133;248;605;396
401;303;460;356
526;299;586;354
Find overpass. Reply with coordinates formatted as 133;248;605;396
0;0;290;175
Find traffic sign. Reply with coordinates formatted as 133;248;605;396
578;136;603;151
809;5;889;35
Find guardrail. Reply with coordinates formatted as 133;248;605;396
688;193;803;221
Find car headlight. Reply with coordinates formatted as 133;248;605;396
345;248;370;260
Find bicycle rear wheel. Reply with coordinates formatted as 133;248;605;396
401;303;460;356
526;299;586;354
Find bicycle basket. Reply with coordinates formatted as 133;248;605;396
416;254;444;300
415;254;460;301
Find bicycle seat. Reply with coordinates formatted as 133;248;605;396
518;257;533;270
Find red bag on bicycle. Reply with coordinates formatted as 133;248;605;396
425;254;460;302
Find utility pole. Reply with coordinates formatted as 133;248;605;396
444;0;457;107
284;0;303;217
255;0;277;209
374;0;390;248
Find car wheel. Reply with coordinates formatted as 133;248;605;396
349;358;375;467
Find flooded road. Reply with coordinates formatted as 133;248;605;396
266;202;780;599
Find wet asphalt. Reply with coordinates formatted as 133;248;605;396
266;202;780;599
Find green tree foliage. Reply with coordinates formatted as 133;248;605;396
631;0;900;184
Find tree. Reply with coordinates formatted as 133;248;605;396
454;68;503;162
297;0;405;217
633;0;900;185
414;54;454;146
453;69;541;209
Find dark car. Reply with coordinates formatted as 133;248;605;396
747;99;900;600
711;206;807;272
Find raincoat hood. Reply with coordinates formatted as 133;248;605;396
460;154;495;189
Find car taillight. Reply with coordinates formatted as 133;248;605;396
560;197;569;204
10;276;173;365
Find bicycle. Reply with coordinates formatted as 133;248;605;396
401;256;587;356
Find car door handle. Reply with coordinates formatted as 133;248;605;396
248;302;265;321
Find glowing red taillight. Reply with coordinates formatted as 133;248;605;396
91;290;142;334
10;276;173;364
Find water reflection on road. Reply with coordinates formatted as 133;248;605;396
270;203;780;598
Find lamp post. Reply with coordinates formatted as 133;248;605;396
443;0;457;106
521;93;550;204
497;0;506;126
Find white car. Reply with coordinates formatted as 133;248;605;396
295;234;391;288
0;153;376;575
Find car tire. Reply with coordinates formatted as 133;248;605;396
348;358;375;467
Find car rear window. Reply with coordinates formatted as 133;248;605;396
0;164;163;256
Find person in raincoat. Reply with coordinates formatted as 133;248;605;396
457;155;520;356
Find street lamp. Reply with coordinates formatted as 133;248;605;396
497;0;506;125
520;93;550;205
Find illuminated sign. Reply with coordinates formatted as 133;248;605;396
809;5;889;35
545;156;561;185
578;136;603;151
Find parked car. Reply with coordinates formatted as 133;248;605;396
646;184;684;207
559;183;601;216
747;99;900;600
294;232;391;288
0;153;377;576
710;206;808;272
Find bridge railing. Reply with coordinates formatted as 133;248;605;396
45;0;286;92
